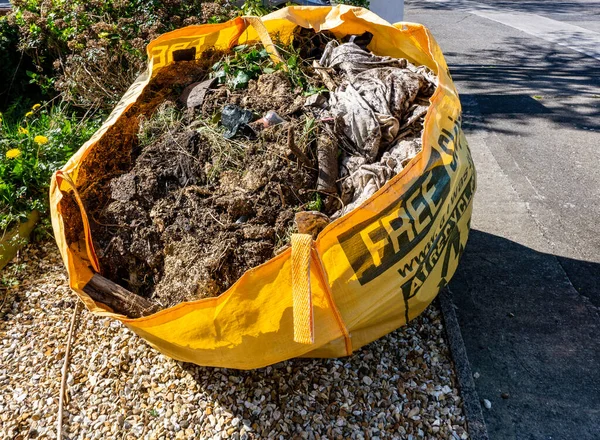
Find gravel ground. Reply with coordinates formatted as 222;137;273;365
0;241;469;439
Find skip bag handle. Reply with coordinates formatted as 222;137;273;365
291;234;315;345
237;17;312;343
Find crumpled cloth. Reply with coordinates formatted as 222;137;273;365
317;40;435;219
334;139;422;218
320;41;435;161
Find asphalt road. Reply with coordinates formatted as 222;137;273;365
404;0;600;438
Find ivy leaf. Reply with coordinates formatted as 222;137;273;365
213;69;227;84
231;70;250;90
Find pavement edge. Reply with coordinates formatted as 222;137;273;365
438;288;489;440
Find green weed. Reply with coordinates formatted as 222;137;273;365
0;102;101;234
211;45;276;90
212;42;320;94
1;261;26;289
306;193;323;212
240;0;271;16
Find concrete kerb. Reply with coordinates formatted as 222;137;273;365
438;288;489;440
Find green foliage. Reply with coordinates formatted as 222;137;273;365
0;16;42;110
306;193;323;212
240;0;271;16
273;36;333;96
6;0;236;110
1;261;26;289
333;0;371;7
0;102;101;233
296;115;318;153
26;70;54;95
4;0;374;112
212;44;277;90
278;43;319;93
212;41;325;97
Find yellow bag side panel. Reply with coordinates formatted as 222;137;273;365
49;5;475;369
120;250;348;369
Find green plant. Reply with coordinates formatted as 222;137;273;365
1;261;26;289
0;16;41;110
240;0;272;16
212;41;324;95
26;70;55;95
279;39;335;96
0;102;101;234
7;1;237;110
294;115;318;155
333;0;370;7
306;193;323;212
211;44;277;90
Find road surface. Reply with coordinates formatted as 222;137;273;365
404;0;600;438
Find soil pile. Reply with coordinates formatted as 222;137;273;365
87;30;437;313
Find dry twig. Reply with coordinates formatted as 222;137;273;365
287;126;313;168
57;301;81;440
312;60;337;91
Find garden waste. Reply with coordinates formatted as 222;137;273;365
50;6;476;369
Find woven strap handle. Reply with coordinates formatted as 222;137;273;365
291;234;315;345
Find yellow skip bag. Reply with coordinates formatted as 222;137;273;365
50;6;476;369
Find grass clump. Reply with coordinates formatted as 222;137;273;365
138;102;184;148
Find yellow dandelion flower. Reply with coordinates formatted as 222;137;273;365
25;111;34;118
18;126;28;135
32;103;41;111
34;135;49;145
6;149;21;159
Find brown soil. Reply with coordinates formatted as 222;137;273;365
89;72;317;308
75;29;435;313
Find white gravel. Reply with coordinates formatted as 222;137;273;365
0;241;470;439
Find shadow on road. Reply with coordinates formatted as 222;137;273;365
458;93;551;135
450;229;600;439
445;35;600;131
